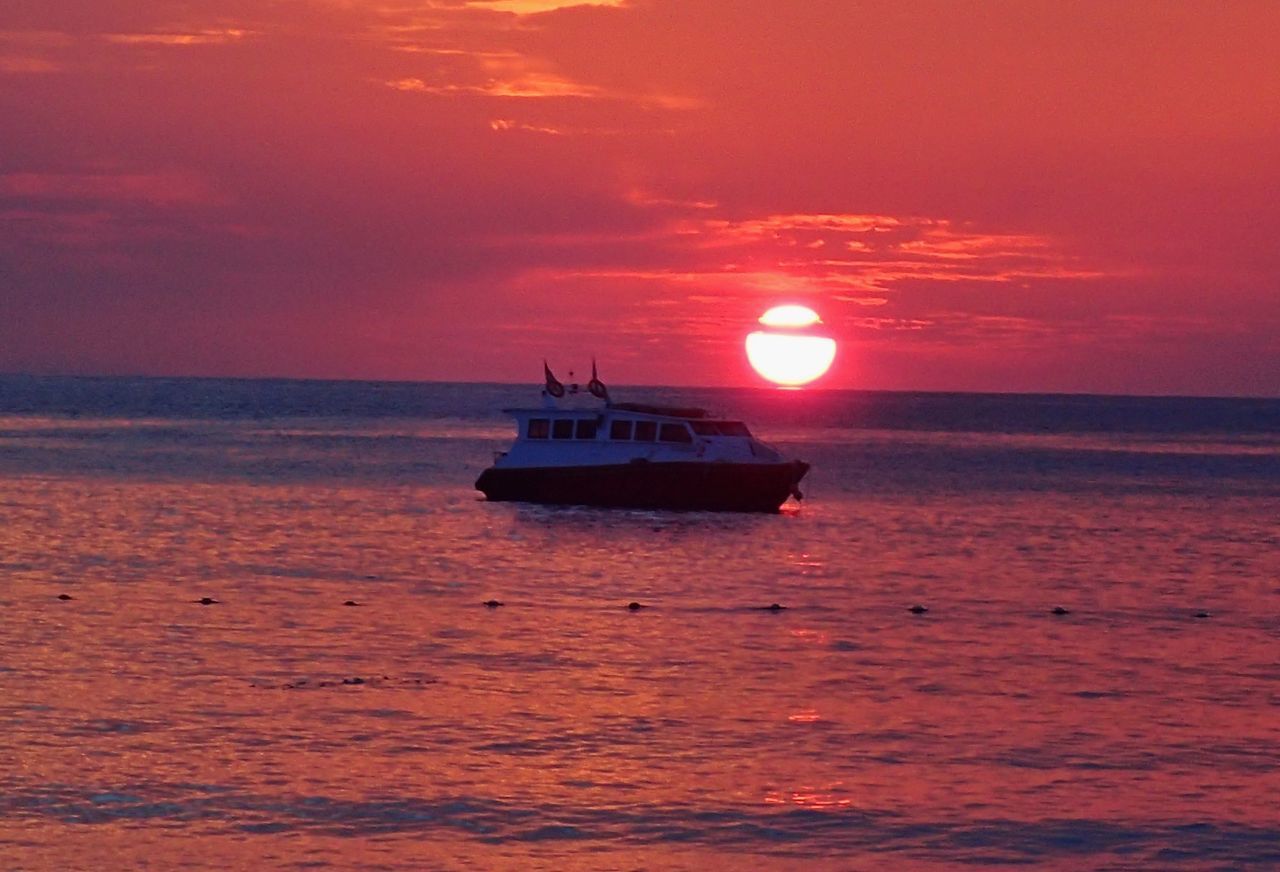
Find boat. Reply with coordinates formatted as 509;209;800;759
475;362;809;512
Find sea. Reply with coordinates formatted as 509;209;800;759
1;375;1277;871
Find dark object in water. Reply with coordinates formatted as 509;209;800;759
1194;610;1211;619
56;593;73;600
483;599;504;608
1051;606;1070;615
627;601;645;610
759;603;787;611
908;604;929;614
196;597;219;605
343;600;360;606
342;677;365;685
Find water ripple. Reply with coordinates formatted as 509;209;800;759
4;785;1279;866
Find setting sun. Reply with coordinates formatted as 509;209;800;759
746;305;837;386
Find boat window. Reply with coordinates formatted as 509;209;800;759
527;418;549;439
575;419;598;440
634;420;657;441
609;419;633;440
552;419;575;439
690;421;719;436
717;421;752;437
659;423;693;443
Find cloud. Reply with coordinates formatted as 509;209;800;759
489;118;565;135
385;67;603;98
0;54;59;72
383;77;429;92
558;210;1110;304
624;189;717;210
0;29;73;46
466;0;629;13
101;29;253;46
0;28;70;71
382;47;697;107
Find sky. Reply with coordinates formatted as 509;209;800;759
1;0;1277;394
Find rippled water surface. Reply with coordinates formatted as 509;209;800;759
2;377;1278;870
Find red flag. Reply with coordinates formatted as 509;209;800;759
587;358;609;401
543;361;565;398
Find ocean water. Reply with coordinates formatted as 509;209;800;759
1;375;1277;870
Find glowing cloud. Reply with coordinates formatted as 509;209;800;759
103;30;252;46
468;0;627;12
759;304;822;329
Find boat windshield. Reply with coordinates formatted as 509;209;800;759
691;421;752;437
659;423;693;443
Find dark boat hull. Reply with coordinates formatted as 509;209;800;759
475;460;809;513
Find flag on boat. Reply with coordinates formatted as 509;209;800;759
544;361;565;398
587;358;609;401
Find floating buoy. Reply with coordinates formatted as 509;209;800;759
627;602;645;610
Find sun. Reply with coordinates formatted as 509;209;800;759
746;305;836;386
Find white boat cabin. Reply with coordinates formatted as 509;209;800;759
495;402;784;468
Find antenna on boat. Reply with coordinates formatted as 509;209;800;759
587;357;609;402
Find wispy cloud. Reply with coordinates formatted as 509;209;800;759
489;118;566;135
0;30;74;47
688;211;1107;293
102;29;253;46
383;77;429;92
624;189;718;210
383;49;696;107
0;55;60;72
0;29;71;72
465;0;628;13
0;24;255;76
387;68;604;98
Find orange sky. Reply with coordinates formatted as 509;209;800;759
2;0;1277;394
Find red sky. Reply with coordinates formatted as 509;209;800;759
2;0;1277;394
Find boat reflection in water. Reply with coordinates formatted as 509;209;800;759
475;363;808;512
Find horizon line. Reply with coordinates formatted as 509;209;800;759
1;370;1277;403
